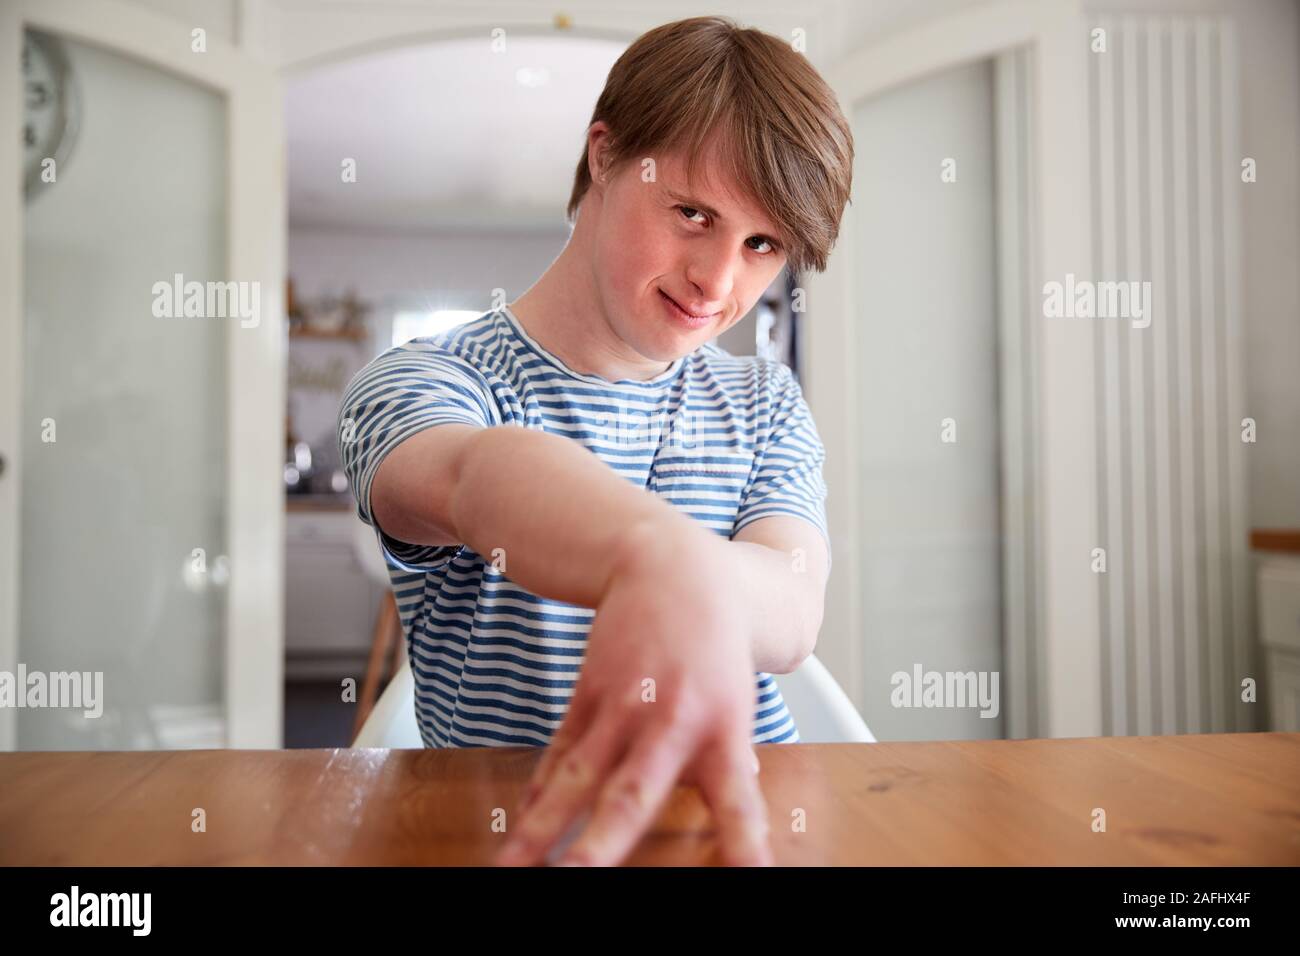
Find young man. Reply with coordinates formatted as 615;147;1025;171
337;15;853;866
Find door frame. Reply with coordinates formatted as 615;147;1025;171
804;0;1102;737
0;0;285;748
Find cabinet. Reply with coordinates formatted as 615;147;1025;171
1257;553;1300;732
285;504;385;679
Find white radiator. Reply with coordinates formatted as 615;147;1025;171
1088;16;1254;735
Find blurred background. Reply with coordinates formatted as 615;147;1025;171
1;0;1296;750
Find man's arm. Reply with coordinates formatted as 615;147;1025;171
371;422;719;609
729;516;830;674
720;362;831;673
373;424;824;674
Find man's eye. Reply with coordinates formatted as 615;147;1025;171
677;205;781;257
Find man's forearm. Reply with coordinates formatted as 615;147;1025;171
724;540;823;674
447;424;713;610
445;425;814;673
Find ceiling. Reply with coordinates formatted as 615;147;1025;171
286;34;627;234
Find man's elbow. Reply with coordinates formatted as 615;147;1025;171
774;600;823;675
796;610;823;670
786;541;830;673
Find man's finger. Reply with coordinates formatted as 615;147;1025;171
554;723;692;866
678;743;758;789
694;737;773;866
520;684;597;810
495;704;629;866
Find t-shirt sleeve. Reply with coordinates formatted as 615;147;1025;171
336;342;499;573
732;361;832;571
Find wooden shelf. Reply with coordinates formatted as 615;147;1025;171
1250;529;1300;554
288;326;368;341
287;495;354;513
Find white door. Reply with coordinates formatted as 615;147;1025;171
842;57;1004;742
804;0;1099;739
0;0;285;749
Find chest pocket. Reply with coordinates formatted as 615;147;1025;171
650;448;755;533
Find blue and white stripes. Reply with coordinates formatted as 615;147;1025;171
337;306;829;748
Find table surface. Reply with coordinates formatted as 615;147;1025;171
2;733;1297;865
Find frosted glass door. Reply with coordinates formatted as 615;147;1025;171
17;28;229;749
850;60;1005;742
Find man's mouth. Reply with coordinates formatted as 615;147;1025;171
658;289;717;328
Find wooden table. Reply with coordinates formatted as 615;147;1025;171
1;733;1297;865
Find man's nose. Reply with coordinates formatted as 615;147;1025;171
683;246;737;305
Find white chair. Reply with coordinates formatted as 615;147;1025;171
353;653;423;748
354;652;875;747
773;654;876;742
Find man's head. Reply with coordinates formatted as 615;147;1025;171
565;16;854;364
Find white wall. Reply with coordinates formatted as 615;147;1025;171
126;0;238;44
1234;0;1300;530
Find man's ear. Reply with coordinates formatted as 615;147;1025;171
587;122;614;186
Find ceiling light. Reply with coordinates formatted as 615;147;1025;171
515;67;550;88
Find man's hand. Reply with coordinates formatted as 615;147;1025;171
494;521;772;867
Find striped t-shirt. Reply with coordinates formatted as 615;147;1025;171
337;305;830;748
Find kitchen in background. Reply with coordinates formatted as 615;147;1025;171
281;278;383;746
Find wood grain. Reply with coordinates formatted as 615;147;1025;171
1;733;1297;865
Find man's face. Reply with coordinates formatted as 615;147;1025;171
585;142;789;364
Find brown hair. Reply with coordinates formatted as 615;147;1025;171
566;15;854;276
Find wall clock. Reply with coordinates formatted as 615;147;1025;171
23;29;80;202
